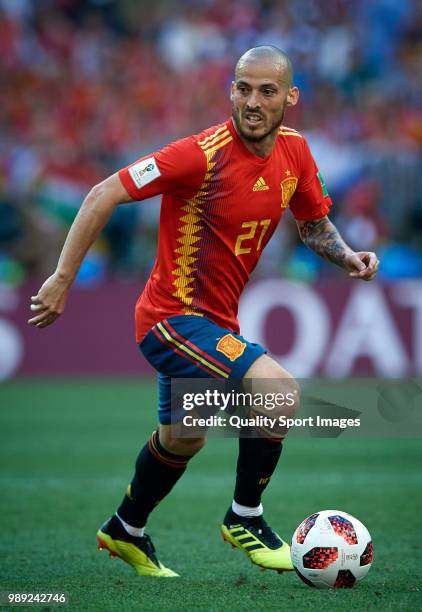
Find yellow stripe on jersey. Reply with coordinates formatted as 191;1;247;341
279;131;303;138
172;126;232;311
198;125;228;146
202;134;233;156
279;126;300;133
156;322;229;378
201;131;231;152
279;126;303;138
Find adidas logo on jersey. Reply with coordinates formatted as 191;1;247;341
253;177;269;191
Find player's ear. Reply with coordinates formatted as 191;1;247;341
230;81;236;102
286;86;299;107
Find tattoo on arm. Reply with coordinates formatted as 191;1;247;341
297;217;353;268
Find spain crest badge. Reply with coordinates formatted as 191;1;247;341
216;334;246;362
280;176;298;208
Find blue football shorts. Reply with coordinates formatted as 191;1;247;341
139;315;266;425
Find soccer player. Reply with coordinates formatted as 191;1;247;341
28;46;379;577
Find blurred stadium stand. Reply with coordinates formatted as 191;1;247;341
0;0;421;286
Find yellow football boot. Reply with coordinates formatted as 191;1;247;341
96;516;178;577
221;509;294;573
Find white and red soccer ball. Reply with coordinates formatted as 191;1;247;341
291;510;373;588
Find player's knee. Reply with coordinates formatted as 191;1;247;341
244;355;300;420
280;376;300;418
159;426;206;456
166;436;206;456
248;377;300;440
261;376;300;420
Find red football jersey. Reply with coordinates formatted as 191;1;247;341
119;119;332;342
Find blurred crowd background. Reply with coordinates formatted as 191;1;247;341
1;0;421;287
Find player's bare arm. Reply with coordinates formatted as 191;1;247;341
28;173;131;328
296;216;379;281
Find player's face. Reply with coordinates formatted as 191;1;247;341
231;60;298;144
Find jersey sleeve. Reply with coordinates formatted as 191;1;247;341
118;136;207;201
289;137;332;220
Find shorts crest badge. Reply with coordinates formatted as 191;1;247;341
216;334;246;361
280;176;298;208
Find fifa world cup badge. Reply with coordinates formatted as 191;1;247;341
280;176;298;208
216;334;246;361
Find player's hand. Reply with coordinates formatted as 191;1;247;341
28;272;71;328
345;251;379;281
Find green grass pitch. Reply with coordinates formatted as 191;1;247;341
1;379;421;611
